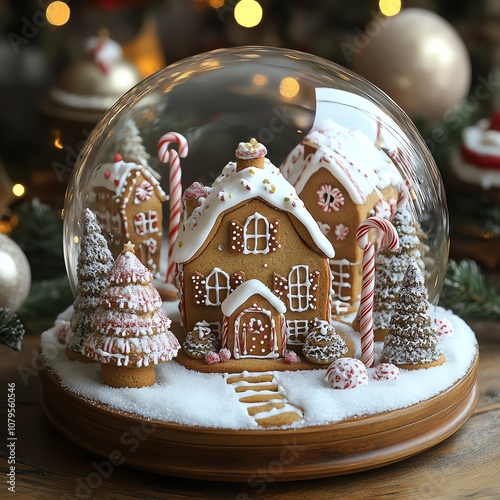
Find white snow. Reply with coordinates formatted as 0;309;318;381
40;306;477;430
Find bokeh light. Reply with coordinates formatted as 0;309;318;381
234;0;263;28
379;0;401;17
46;1;71;27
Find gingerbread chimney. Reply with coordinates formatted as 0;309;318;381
182;182;210;218
235;138;267;171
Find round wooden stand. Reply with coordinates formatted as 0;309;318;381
39;353;478;482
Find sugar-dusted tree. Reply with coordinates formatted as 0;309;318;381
84;242;180;387
372;209;422;341
382;259;444;369
67;209;114;361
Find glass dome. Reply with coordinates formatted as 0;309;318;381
64;46;448;308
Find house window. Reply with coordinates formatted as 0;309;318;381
288;265;310;312
244;212;270;254
96;209;121;235
134;210;159;235
205;268;230;306
330;259;353;314
230;215;280;254
286;320;309;345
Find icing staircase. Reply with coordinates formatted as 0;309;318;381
225;371;303;427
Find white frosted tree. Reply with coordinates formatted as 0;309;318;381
373;209;422;340
84;243;180;387
382;259;443;368
119;119;161;178
67;209;114;360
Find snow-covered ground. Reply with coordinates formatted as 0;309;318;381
40;305;477;430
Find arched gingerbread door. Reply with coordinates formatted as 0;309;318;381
236;308;277;358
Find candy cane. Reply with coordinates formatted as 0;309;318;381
356;216;399;368
397;179;412;210
158;132;188;284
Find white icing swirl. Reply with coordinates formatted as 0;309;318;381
235;138;267;159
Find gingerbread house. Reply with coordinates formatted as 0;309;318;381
92;153;167;275
281;119;403;316
172;139;335;358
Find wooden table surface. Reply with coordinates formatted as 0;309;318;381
0;319;499;499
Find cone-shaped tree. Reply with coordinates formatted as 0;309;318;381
119;119;160;178
372;209;422;340
84;242;180;387
67;209;114;361
382;259;444;369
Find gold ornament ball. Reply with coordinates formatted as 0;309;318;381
351;8;471;122
0;234;31;313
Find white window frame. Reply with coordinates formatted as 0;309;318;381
286;319;309;345
288;265;310;312
134;210;159;235
205;268;230;306
243;212;270;254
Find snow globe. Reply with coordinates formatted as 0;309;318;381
40;46;478;480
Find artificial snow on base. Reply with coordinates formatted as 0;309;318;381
40;305;477;430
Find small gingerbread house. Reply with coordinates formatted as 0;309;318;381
172;139;335;357
281;119;403;316
92;154;167;275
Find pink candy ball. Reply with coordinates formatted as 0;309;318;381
325;357;368;390
205;351;221;365
285;350;301;364
219;348;232;362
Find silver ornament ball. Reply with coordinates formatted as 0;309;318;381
352;8;471;122
0;234;31;313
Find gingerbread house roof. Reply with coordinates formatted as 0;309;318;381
92;158;167;209
171;157;335;263
221;279;287;317
281;119;402;205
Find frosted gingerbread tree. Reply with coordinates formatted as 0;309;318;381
120;119;152;170
84;242;180;388
67;209;114;362
382;259;444;369
372;209;422;341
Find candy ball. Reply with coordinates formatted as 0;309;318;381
373;363;401;381
325;357;368;390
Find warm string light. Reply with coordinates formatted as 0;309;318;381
379;0;401;17
234;0;263;28
12;184;25;197
46;1;70;27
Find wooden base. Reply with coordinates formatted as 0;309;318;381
39;352;478;481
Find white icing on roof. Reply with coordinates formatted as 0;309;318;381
172;158;335;262
281;119;402;205
93;159;167;207
221;279;286;316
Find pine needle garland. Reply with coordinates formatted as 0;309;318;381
0;308;25;351
440;259;500;320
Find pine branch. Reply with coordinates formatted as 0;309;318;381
440;259;500;320
0;308;25;351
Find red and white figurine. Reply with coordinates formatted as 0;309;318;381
158;132;189;284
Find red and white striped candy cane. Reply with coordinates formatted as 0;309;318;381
356;216;399;367
158;132;189;284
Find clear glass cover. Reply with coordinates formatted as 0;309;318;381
64;46;448;305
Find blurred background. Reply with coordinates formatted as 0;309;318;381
1;0;500;334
